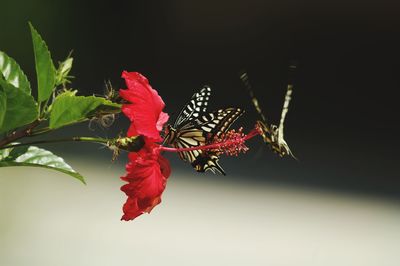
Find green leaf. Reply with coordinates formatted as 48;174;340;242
0;86;6;127
0;146;85;184
49;92;121;129
0;79;38;134
3;145;29;161
29;22;56;102
0;51;31;94
0;146;12;161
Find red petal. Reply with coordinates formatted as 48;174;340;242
120;149;171;221
119;71;169;142
121;197;141;221
158;154;171;179
156;111;169;132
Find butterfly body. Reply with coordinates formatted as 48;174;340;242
164;86;243;175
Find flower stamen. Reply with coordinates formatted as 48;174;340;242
160;126;262;155
211;127;249;156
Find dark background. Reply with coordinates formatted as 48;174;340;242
1;0;399;197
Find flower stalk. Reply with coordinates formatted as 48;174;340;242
0;136;109;150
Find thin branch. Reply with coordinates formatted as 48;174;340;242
0;136;109;150
0;120;41;148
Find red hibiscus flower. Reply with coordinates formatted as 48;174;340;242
119;71;171;221
120;145;171;221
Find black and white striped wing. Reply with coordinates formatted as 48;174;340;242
172;128;225;174
192;153;225;175
190;107;244;175
277;84;293;145
193;108;244;139
277;84;296;158
239;71;268;124
173;86;211;128
174;128;206;163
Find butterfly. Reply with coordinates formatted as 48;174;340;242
163;86;244;175
239;68;296;159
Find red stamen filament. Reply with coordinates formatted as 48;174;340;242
159;127;261;155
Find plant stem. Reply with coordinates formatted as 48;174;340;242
0;136;109;150
29;127;52;136
0;120;41;148
40;96;51;117
30;118;91;137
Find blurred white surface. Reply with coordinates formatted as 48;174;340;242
1;161;400;266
